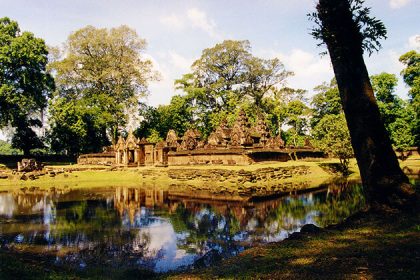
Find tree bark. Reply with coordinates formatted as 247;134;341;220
316;0;415;205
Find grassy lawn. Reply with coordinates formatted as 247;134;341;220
0;156;418;192
0;159;336;191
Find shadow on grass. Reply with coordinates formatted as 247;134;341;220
0;250;157;280
166;209;420;280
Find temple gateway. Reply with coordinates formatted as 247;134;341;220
78;110;323;166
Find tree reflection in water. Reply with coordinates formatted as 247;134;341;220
0;181;365;272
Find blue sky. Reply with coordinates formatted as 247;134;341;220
0;0;419;106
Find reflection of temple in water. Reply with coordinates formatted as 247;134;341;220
114;187;169;224
112;187;321;228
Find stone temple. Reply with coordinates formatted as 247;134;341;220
78;110;323;166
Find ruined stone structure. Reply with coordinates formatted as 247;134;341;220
78;110;323;166
17;159;43;172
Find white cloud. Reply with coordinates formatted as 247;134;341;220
159;14;184;30
168;51;193;72
389;0;413;9
186;8;220;39
408;34;420;50
258;48;333;94
145;51;194;106
159;8;221;40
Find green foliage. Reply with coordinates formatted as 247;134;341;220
399;50;420;146
146;129;163;144
311;78;342;128
309;0;387;55
0;140;22;155
0;17;54;155
310;79;352;167
49;25;158;150
399;50;420;99
371;72;398;103
175;40;292;137
313;114;353;174
48;25;158;154
135;94;194;139
371;72;415;149
47;98;109;155
241;56;292;113
282;100;310;146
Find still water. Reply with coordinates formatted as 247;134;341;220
0;181;365;273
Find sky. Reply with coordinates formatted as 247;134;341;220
0;0;419;139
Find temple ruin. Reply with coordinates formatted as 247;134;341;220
78;110;323;166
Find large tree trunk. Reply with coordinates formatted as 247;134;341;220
316;0;415;206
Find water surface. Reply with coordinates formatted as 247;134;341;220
0;181;365;273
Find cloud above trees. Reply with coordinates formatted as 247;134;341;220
160;8;221;39
389;0;413;9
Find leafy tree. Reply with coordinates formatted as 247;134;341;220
264;87;307;137
0;140;22;155
313;114;353;174
310;79;353;173
371;72;398;104
400;51;420;99
241;56;292;114
371;72;415;149
399;50;420;146
135;94;194;139
49;25;158;149
47;98;109;155
310;0;414;205
310;78;342;128
282;100;310;146
146;129;164;144
175;40;291;137
134;103;162;139
0;17;54;155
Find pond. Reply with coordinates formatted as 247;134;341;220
0;180;365;273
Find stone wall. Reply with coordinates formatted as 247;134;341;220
168;151;252;165
77;153;115;165
166;166;310;183
167;149;324;166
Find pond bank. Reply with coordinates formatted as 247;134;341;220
0;160;340;193
1;204;418;279
1;157;419;195
166;206;420;280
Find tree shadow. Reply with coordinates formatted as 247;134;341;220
171;209;420;279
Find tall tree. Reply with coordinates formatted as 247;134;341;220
371;72;415;149
311;79;353;173
135;95;194;140
175;40;291;137
399;50;420;146
310;78;342;128
309;0;415;205
47;97;109;155
313;114;353;174
49;25;158;148
181;40;251;114
241;56;292;114
0;17;54;155
282;100;310;146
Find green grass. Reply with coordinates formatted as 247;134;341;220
0;156;418;193
0;160;337;193
0;170;152;191
0;251;156;280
